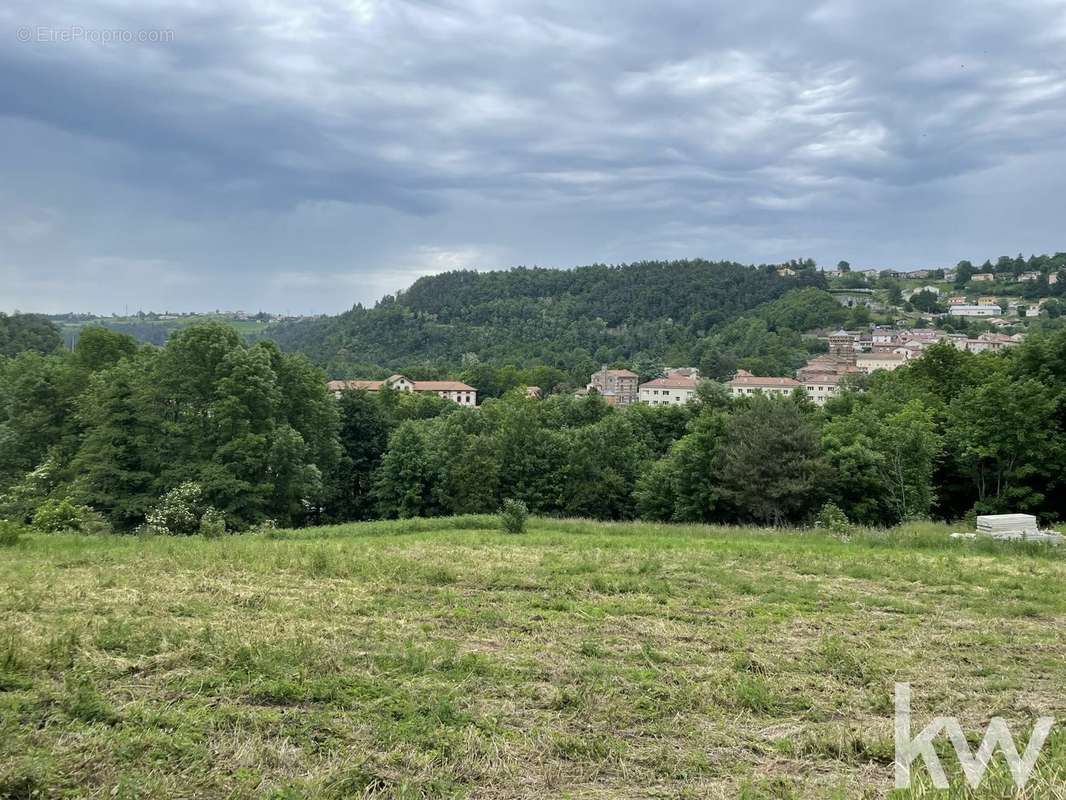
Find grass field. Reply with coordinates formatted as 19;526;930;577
2;517;1065;798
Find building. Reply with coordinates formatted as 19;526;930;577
1018;271;1042;282
972;273;995;282
639;373;699;405
949;304;999;317
588;367;639;406
799;373;849;405
327;375;477;406
525;386;542;399
977;296;999;306
947;295;967;306
727;370;800;400
870;328;899;345
856;352;907;373
964;333;1021;354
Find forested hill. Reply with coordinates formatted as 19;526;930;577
267;260;828;379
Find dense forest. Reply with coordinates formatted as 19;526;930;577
2;318;1066;537
267;259;839;384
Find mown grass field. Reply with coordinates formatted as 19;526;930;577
2;517;1065;799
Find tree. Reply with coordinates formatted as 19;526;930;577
0;313;63;357
878;401;941;521
946;375;1057;513
374;422;433;518
635;410;727;522
716;398;826;524
954;261;975;287
560;415;645;519
837;261;851;272
74;327;139;371
72;357;159;528
328;390;390;521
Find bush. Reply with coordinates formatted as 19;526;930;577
145;482;205;535
198;507;227;538
499;499;528;534
815;502;853;540
0;520;24;547
31;498;108;534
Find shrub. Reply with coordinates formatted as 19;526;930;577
198;507;227;538
0;520;24;547
145;482;205;535
499;499;528;534
815;502;853;540
31;498;108;534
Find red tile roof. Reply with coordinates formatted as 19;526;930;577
640;376;698;389
412;381;475;391
327;379;383;391
728;371;800;387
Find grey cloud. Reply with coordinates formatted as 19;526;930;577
1;0;1065;313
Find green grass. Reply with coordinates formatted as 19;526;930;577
2;517;1065;798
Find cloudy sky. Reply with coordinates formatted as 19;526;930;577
3;0;1066;314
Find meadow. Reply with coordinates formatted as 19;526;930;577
2;517;1065;798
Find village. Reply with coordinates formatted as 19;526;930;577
327;323;1025;409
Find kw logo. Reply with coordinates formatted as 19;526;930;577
894;683;1055;789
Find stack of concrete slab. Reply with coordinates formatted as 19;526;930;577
977;514;1038;535
975;514;1063;544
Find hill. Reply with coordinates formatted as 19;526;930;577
266;260;832;381
3;516;1065;797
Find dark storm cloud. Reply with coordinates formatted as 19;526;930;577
2;0;1065;312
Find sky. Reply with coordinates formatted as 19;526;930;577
2;1;1066;315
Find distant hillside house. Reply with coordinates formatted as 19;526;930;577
948;304;999;317
855;352;907;373
971;273;995;282
327;375;477;405
727;370;800;400
587;367;639;406
1018;271;1042;282
799;373;848;405
639;372;699;405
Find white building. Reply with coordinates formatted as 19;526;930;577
726;370;801;400
949;304;999;317
639;373;699;405
856;352;907;373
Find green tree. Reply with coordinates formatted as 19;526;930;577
71;356;159;528
946;375;1057;512
716;398;826;524
74;327;139;372
374;422;433;518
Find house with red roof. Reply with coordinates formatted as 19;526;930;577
327;374;477;406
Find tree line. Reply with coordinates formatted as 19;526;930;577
3;321;1065;533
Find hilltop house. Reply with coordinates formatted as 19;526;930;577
972;273;996;282
587;367;639;406
327;375;477;406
